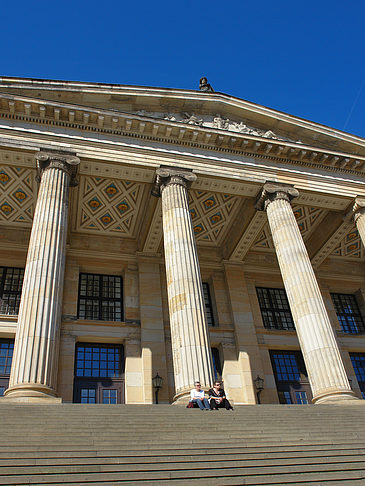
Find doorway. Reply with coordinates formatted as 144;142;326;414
73;343;125;404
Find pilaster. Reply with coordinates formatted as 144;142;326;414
138;258;168;403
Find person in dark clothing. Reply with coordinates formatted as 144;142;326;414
208;381;234;410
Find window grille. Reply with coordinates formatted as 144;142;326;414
78;273;123;321
256;287;295;330
271;351;301;381
331;293;365;334
203;283;215;326
75;343;124;378
0;267;24;315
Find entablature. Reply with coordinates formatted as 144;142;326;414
1;92;365;178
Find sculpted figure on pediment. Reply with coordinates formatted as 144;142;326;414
131;109;299;143
164;114;177;121
182;113;203;126
213;114;230;130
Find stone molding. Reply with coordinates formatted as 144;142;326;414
255;182;299;211
1;94;364;176
35;151;80;187
152;167;197;197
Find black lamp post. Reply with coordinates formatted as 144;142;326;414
152;372;163;404
254;375;264;404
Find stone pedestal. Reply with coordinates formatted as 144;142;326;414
154;168;214;400
256;182;357;404
5;151;79;401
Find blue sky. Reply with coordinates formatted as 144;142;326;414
2;1;365;138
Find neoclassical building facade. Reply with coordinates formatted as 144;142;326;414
0;76;365;405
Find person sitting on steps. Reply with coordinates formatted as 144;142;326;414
189;381;211;410
208;381;234;410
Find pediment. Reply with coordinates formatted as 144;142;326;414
1;77;365;156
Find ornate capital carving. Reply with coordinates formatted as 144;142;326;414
352;196;365;223
255;182;299;211
152;167;197;197
35;151;80;187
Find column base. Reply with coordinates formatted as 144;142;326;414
313;389;360;404
4;383;62;403
172;386;211;405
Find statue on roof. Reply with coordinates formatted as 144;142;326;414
199;77;214;92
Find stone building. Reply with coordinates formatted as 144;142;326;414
0;76;365;406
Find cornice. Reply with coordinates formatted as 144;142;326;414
1;93;365;177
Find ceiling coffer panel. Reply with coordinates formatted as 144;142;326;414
75;175;146;237
0;165;36;227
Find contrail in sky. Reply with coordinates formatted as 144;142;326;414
343;78;365;131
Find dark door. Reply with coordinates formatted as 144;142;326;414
270;350;313;404
73;343;125;404
0;339;14;397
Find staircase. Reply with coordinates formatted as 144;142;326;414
0;402;364;485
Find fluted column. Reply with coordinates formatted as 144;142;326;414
256;182;357;403
154;168;214;400
5;151;79;401
352;197;365;245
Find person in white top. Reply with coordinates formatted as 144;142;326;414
190;381;211;410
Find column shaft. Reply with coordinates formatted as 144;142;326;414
257;183;357;403
156;168;214;399
5;152;79;401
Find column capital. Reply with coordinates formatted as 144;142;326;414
352;196;365;223
255;182;299;211
152;167;197;197
35;151;80;186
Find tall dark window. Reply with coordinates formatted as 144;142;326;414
331;293;365;334
211;347;222;380
78;273;123;321
0;339;14;396
350;353;365;399
270;350;312;404
203;283;215;327
0;267;24;315
256;287;295;330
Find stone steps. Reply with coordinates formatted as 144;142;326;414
0;403;364;484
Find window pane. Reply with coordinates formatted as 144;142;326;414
75;343;123;378
78;273;123;321
102;389;118;404
0;339;14;376
296;391;308;404
80;388;96;404
331;294;365;334
271;352;301;381
0;267;24;315
256;288;295;330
